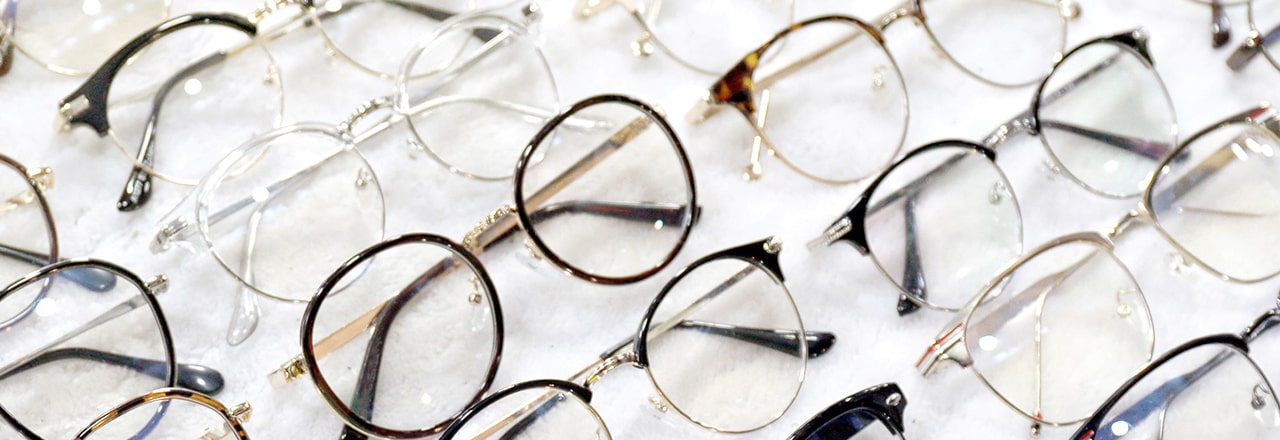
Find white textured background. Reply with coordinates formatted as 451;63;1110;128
4;0;1280;438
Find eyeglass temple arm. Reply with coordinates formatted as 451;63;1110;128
116;51;229;212
1227;23;1280;70
898;193;926;316
1211;0;1231;48
0;0;14;77
0;245;117;292
1093;349;1233;439
0;347;224;394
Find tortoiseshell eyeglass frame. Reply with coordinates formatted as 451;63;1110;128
75;388;251;440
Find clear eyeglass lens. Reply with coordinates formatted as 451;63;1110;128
643;0;790;72
105;24;282;185
82;397;236;439
449;386;610;440
921;0;1065;86
1094;344;1280;440
200;130;384;301
310;239;497;433
865;145;1021;310
519;100;693;281
1150;120;1280;281
0;163;53;323
9;0;168;74
311;0;507;77
0;266;169;439
800;409;902;440
400;15;557;179
750;18;908;182
1249;0;1280;71
645;258;804;432
965;240;1153;424
1036;40;1176;197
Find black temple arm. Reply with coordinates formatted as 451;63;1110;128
674;320;836;358
1211;0;1230;48
528;201;700;228
0;347;224;394
898;193;924;316
1038;120;1171;161
1227;23;1280;71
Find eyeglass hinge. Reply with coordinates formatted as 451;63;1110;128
152;216;191;253
228;401;253;424
268;355;308;388
26;167;53;191
57;96;89;132
145;275;169;295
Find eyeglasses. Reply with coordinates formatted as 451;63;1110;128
260;94;699;437
685;3;1081;183
1071;308;1280;440
0;259;224;440
56;1;542;212
152;91;692;346
0;0;170;76
572;0;795;75
74;388;251;440
436;238;833;437
0;154;56;303
1227;0;1280;73
786;383;907;440
816;30;1177;314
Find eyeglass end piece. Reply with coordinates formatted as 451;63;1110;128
1058;0;1080;19
1227;32;1264;71
573;0;615;18
152;216;191;254
228;402;252;424
145;275;168;295
268;355;307;388
56;96;89;133
685;90;716;125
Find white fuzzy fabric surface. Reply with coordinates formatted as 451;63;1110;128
4;0;1280;438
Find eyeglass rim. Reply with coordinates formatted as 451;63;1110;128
512;94;698;285
912;0;1069;88
1138;103;1280;283
0;151;59;281
192;122;388;302
299;232;505;439
438;379;604;440
633;237;805;433
1069;334;1266;440
1029;29;1178;200
1246;0;1280;72
396;10;560;181
3;0;174;76
958;232;1155;426
73;387;247;440
0;258;178;440
785;382;907;440
602;0;797;76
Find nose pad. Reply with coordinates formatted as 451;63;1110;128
1252;384;1273;411
631;33;655;57
872;66;887;92
1115;287;1138;317
1168;251;1192;276
648;394;670;413
520;239;546;269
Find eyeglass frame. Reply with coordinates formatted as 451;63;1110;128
0;0;174;76
74;387;252;440
786;382;907;440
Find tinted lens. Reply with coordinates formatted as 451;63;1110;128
105;23;282;184
1036;38;1176;197
9;0;167;74
1092;343;1279;440
0;264;170;439
864;145;1021;310
0;162;54;324
200;128;384;301
308;238;499;435
644;256;804;432
1150;119;1280;281
644;0;790;72
518;99;694;282
965;239;1152;424
751;18;907;182
79;396;238;439
310;0;499;77
1249;0;1280;71
401;14;557;179
444;385;609;440
921;0;1065;86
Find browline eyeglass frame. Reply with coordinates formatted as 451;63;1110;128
786;382;907;440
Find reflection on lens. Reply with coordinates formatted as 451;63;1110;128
864;144;1021;310
105;22;282;185
965;239;1152;424
445;385;609;440
751;17;907;182
201;127;384;301
517;98;694;282
80;395;237;439
1036;38;1176;197
0;264;170;439
311;0;494;77
0;161;54;325
645;258;804;432
921;0;1065;86
1249;0;1280;71
1094;343;1280;440
1151;121;1280;281
401;14;557;179
647;0;791;72
11;0;168;74
308;237;499;435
